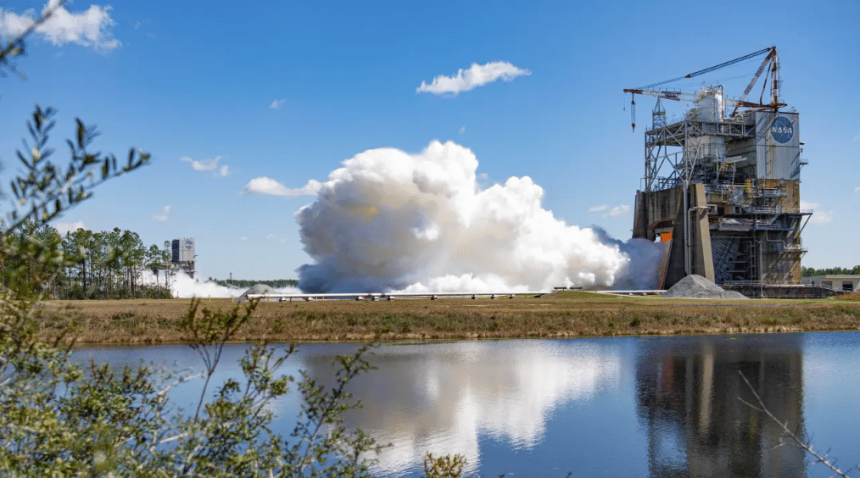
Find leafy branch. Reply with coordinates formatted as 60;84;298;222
0;0;66;79
6;106;150;232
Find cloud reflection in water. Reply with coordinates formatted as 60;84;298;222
301;340;621;476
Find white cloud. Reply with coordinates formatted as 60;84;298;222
133;20;141;29
181;155;230;177
588;205;608;213
242;177;322;197
800;201;833;225
459;126;466;135
54;220;85;235
180;155;220;171
214;165;230;178
855;186;860;193
0;0;120;50
152;205;171;222
809;210;833;225
240;236;248;241
416;61;530;96
603;204;630;218
269;98;285;110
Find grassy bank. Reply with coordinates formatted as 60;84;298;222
33;291;860;345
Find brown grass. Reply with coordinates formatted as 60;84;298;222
33;291;860;345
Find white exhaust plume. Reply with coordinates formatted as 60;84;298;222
139;271;300;298
295;141;664;293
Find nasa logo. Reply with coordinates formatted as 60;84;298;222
770;116;794;144
184;240;193;249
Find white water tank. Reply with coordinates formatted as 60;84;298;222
695;87;724;123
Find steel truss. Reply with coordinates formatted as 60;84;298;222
643;118;755;193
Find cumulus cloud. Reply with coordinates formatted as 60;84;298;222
603;205;630;218
588;205;607;212
269;98;285;110
417;61;530;96
54;220;86;235
152;205;171;222
0;0;120;50
800;201;833;225
242;177;322;197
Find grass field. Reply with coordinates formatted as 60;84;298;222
33;291;860;345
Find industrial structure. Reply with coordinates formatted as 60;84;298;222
626;47;812;289
171;238;196;278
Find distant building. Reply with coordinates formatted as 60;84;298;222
802;275;859;293
171;238;196;278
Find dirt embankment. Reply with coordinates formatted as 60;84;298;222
34;292;860;345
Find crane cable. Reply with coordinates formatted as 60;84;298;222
627;47;774;131
639;47;772;90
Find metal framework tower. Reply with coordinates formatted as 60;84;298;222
628;48;812;289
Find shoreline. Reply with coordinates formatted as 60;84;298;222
36;292;860;346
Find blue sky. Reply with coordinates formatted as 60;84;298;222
0;0;857;280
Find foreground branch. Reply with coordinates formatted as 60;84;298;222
738;371;855;478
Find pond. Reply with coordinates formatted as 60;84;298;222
74;332;860;477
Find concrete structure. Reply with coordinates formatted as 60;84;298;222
628;52;812;289
802;275;859;293
171;238;196;278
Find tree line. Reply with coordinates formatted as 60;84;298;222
0;220;172;299
801;266;860;277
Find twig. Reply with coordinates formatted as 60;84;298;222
738;371;853;478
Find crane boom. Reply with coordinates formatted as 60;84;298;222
730;47;778;117
623;88;786;109
624;46;784;132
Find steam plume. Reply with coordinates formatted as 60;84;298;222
295;141;663;293
139;271;299;298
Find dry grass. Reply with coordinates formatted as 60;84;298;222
34;291;860;345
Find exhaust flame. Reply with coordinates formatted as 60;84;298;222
295;141;664;293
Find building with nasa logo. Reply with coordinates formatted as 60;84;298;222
171;238;196;278
630;84;811;292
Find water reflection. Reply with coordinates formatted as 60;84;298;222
70;333;860;477
635;335;805;478
302;340;622;476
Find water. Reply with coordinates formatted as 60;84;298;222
73;333;860;477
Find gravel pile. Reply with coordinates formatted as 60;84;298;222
661;274;748;299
